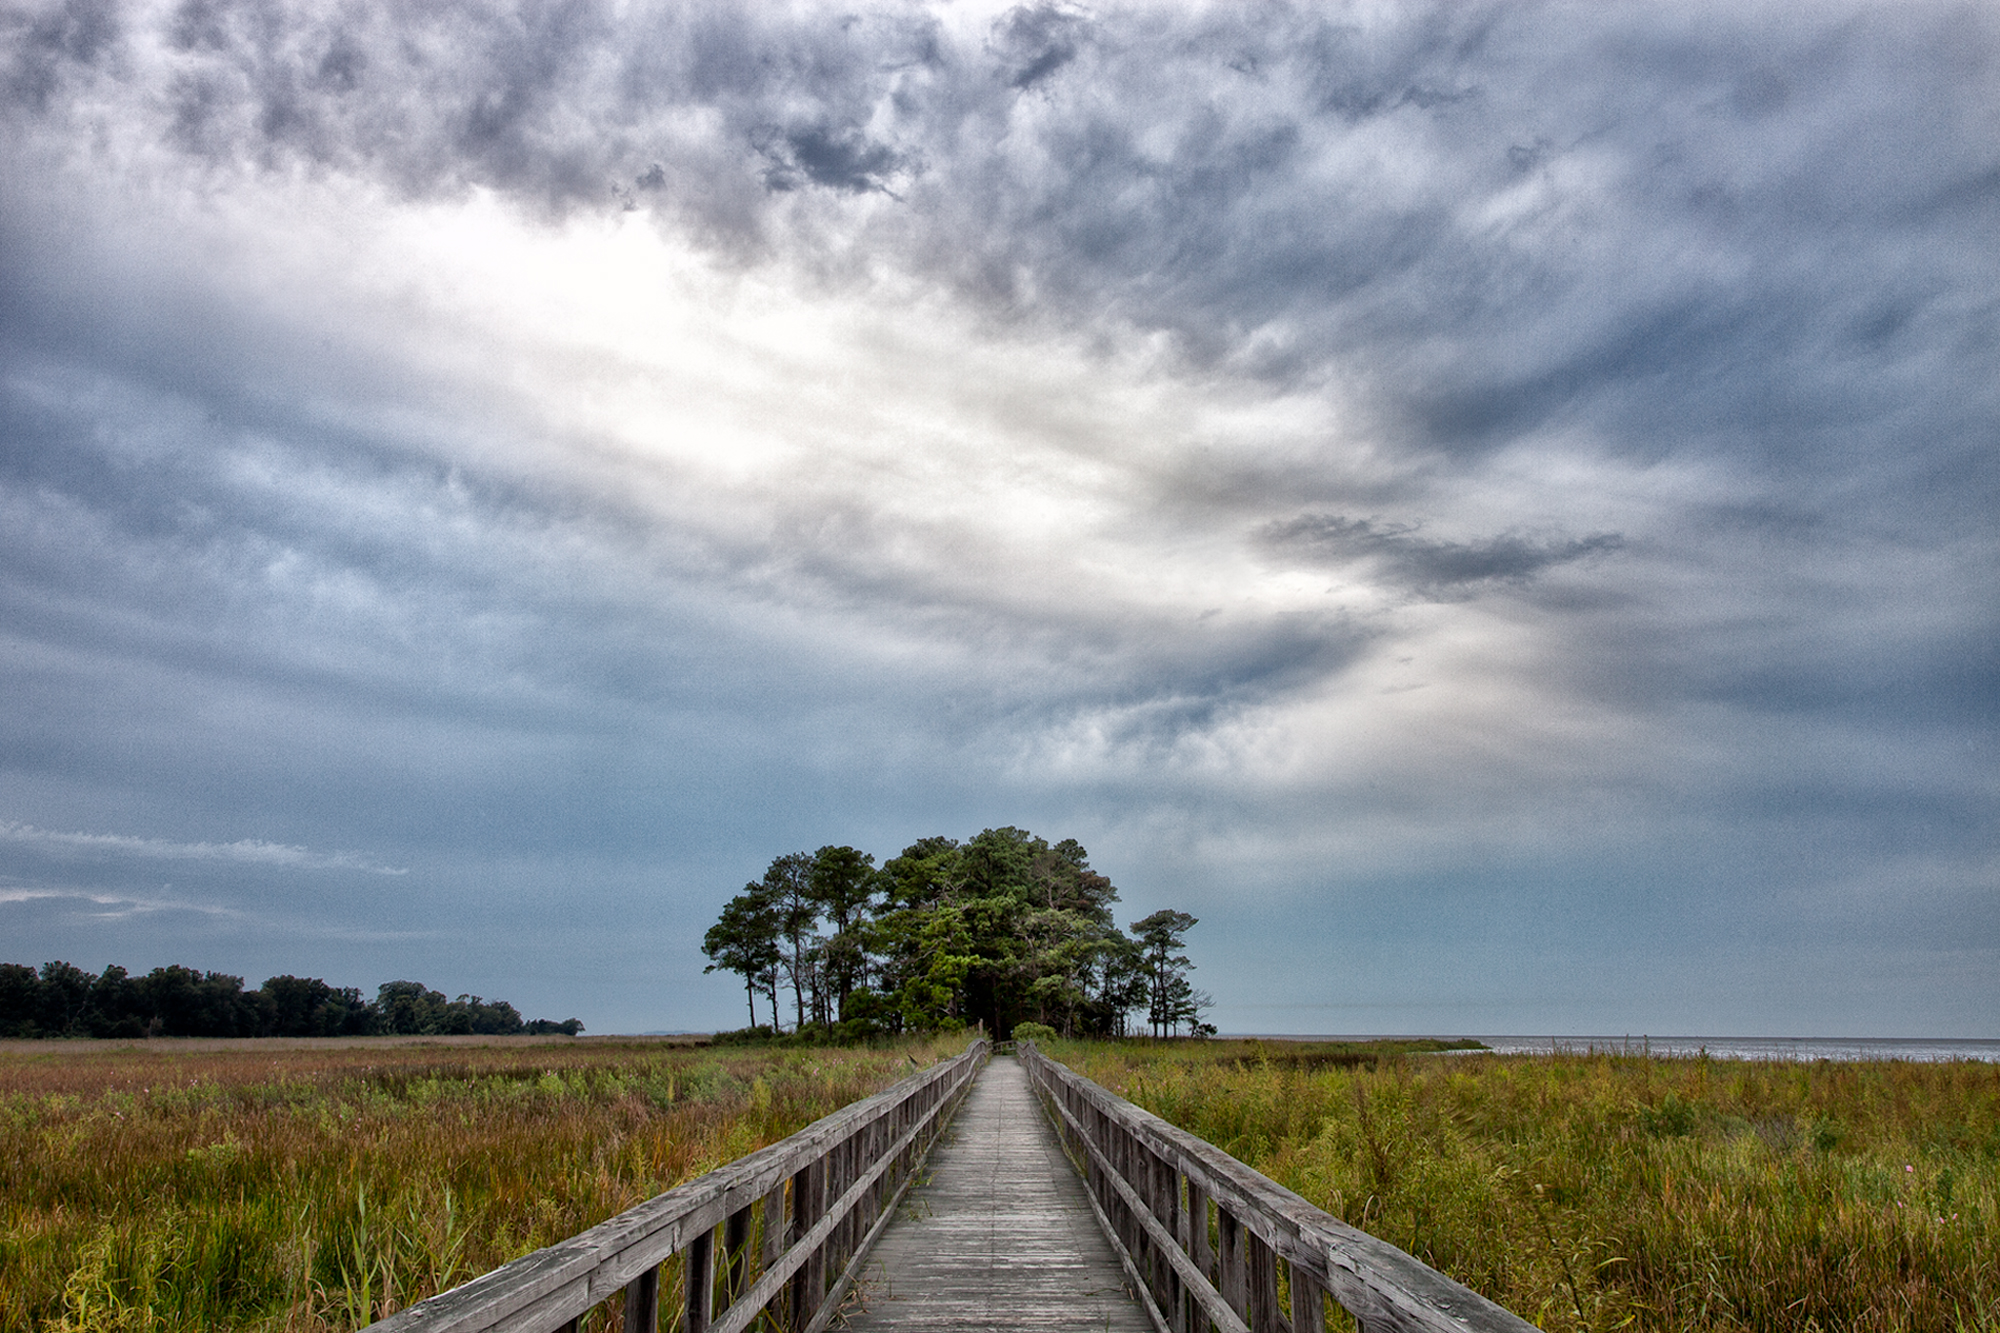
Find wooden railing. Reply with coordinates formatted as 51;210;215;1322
367;1039;989;1333
1019;1044;1537;1333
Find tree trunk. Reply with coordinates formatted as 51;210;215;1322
790;940;806;1031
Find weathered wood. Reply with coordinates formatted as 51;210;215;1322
1039;1077;1248;1333
837;1058;1156;1333
686;1226;714;1333
1292;1271;1328;1333
375;1039;1529;1333
366;1039;987;1333
721;1205;751;1304
623;1266;658;1333
789;1157;822;1326
1246;1230;1283;1333
707;1088;960;1333
1219;1205;1247;1318
1019;1045;1537;1333
1188;1179;1213;1278
759;1183;786;1326
796;1110;936;1333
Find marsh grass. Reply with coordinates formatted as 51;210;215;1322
0;1035;961;1331
1053;1040;2000;1333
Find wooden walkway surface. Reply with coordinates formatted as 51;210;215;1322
834;1055;1153;1333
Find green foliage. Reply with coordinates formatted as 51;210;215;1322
701;887;783;1031
1637;1091;1698;1138
712;830;1207;1040
1058;1040;2000;1333
1131;909;1208;1038
0;965;576;1041
1010;1022;1058;1043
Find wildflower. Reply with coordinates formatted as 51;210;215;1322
1905;1164;1914;1172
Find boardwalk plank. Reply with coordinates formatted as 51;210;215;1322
837;1057;1154;1333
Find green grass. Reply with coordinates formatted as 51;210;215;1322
0;1035;962;1331
1049;1039;2000;1333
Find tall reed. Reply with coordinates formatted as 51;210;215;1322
1054;1041;2000;1333
0;1035;960;1332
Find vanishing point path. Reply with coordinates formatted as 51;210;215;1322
837;1056;1154;1333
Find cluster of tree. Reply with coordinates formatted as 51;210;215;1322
702;827;1213;1040
0;962;584;1039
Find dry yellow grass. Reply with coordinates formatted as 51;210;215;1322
1052;1040;2000;1333
0;1035;960;1331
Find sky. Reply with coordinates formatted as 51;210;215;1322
1;0;1994;1038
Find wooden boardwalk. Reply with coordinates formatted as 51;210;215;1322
834;1056;1153;1333
368;1040;1536;1333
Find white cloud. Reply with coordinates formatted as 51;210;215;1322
0;821;407;875
0;884;239;920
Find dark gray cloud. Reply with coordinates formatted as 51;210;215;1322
1262;514;1624;599
5;0;1986;491
0;0;1994;1034
988;3;1089;90
755;122;906;195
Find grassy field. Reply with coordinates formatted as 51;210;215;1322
0;1034;963;1332
1051;1040;2000;1333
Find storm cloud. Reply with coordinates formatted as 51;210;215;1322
0;0;1993;1034
1261;514;1624;598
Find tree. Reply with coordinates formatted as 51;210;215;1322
877;836;963;910
893;904;978;1032
36;960;95;1035
0;963;39;1037
375;979;449;1035
703;829;1212;1040
1131;909;1200;1037
703;885;782;1029
1092;934;1151;1037
810;845;878;1021
261;974;372;1037
760;852;819;1031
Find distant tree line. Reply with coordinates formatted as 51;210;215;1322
0;962;584;1039
702;827;1213;1040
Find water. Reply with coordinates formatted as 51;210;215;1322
1233;1034;2000;1062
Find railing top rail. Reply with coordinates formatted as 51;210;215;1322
1019;1044;1536;1333
369;1038;989;1333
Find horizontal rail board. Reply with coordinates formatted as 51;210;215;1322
1020;1044;1537;1333
1041;1079;1249;1333
368;1040;989;1333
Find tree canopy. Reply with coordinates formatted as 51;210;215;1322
703;828;1213;1039
0;963;583;1039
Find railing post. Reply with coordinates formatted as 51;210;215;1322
624;1264;660;1333
1292;1271;1328;1333
790;1158;824;1328
835;1133;856;1271
1187;1180;1212;1284
1217;1204;1246;1320
1245;1230;1281;1333
1151;1152;1183;1333
1139;1142;1166;1308
722;1203;752;1305
761;1180;787;1324
684;1227;714;1333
